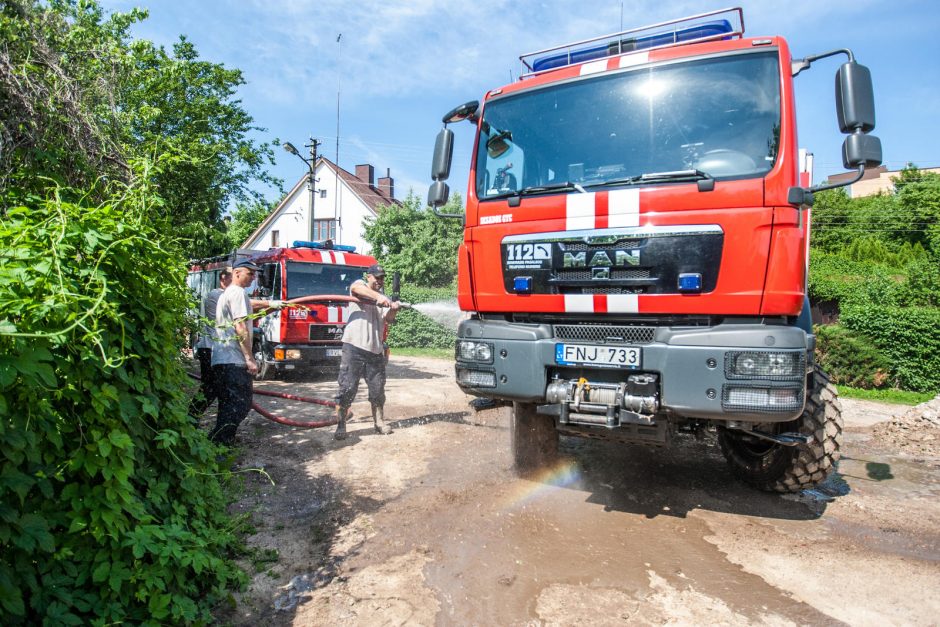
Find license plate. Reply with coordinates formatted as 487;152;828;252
326;348;342;357
555;343;641;369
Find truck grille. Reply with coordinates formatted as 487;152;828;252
554;324;655;345
309;324;345;342
556;268;650;281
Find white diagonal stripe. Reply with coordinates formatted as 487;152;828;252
606;294;639;313
619;51;649;68
327;306;339;322
608;188;640;227
566;192;596;231
564;294;594;313
334;251;346;265
579;59;608;76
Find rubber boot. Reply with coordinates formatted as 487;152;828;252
334;405;348;440
373;404;392;435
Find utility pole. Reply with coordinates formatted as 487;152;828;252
283;137;321;241
306;138;320;241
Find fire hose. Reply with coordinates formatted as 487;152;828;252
188;294;412;429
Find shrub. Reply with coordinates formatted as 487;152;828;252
840;304;940;393
814;324;894;389
0;186;244;624
386;285;458;350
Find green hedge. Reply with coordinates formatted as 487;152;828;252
0;190;243;624
387;285;458;350
840;304;940;393
814;324;894;389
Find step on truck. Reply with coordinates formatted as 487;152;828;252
427;7;882;492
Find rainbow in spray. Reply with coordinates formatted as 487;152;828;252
500;460;583;510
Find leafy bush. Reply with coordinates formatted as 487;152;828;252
0;186;244;624
808;252;903;306
840;304;940;393
814;324;894;389
386;285;458;350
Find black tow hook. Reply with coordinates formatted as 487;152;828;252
733;429;811;447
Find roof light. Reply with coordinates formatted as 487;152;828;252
292;240;356;253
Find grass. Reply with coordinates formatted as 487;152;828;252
389;347;453;360
837;386;934;405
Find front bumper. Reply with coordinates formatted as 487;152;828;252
267;343;343;372
454;318;813;423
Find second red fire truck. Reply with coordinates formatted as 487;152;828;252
188;241;380;379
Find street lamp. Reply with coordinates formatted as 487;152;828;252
283;139;320;241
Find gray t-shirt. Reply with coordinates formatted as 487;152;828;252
195;287;224;349
211;285;252;366
341;279;389;354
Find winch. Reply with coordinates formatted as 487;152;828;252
539;373;659;428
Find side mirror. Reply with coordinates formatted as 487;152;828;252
842;133;882;169
442;100;479;124
428;180;450;208
836;62;875;133
431;127;454;182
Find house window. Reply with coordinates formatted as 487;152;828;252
319;189;327;199
271;230;280;248
313;219;336;241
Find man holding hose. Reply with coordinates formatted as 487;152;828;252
334;264;400;440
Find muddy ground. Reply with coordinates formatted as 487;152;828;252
208;356;940;626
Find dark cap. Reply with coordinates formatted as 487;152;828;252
233;259;261;272
366;263;385;277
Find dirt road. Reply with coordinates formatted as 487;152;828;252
215;356;940;626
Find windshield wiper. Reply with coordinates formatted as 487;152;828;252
485;181;587;200
595;169;715;191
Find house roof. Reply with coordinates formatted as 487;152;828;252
242;158;400;248
322;157;401;213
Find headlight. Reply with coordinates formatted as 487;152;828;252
456;340;494;363
456;367;496;388
723;385;803;412
726;351;802;378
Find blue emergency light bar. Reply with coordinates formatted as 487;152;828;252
292;240;357;253
520;8;744;77
532;20;733;72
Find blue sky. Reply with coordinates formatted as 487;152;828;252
101;0;940;206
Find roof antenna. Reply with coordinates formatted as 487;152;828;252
620;0;623;31
509;68;514;82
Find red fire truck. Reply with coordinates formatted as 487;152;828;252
428;8;882;492
188;241;379;379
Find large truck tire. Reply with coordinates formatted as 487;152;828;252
510;401;559;473
718;366;842;493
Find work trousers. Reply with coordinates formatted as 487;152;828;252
209;364;253;445
335;343;386;409
188;348;218;417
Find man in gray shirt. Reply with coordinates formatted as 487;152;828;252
208;259;262;444
334;264;400;440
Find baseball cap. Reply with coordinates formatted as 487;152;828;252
233;259;261;272
366;264;385;277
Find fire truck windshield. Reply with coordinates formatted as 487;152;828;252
285;260;362;299
475;51;780;199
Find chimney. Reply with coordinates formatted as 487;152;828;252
355;164;375;187
378;168;394;200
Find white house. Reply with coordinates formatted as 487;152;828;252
242;158;399;254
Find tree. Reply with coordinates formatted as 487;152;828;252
363;192;464;287
224;198;273;251
0;0;280;258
